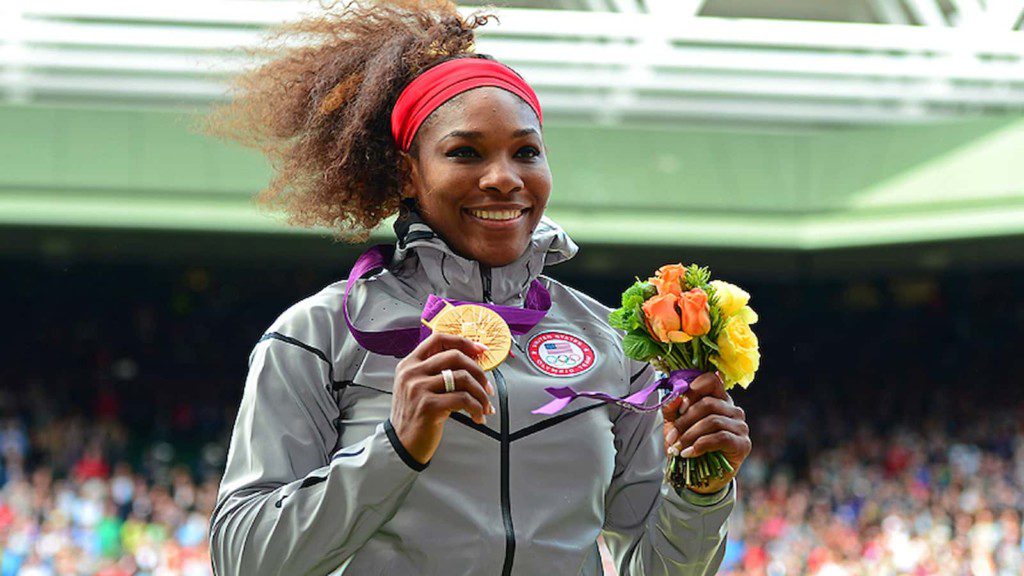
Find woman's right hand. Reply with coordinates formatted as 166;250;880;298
390;332;496;465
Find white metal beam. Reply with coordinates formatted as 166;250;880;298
15;17;1024;74
0;0;30;104
18;5;1024;55
902;0;950;26
15;72;976;125
645;0;707;17
869;0;911;24
581;0;612;13
8;2;1024;126
947;0;985;26
486;10;1024;54
945;0;1024;29
609;0;641;13
6;50;1024;108
992;0;1024;29
20;0;312;26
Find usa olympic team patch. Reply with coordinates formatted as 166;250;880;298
527;331;596;377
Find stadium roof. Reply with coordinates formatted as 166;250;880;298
2;1;1022;258
2;0;1023;126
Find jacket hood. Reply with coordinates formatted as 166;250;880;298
388;201;578;306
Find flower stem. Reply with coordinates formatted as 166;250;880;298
716;451;734;474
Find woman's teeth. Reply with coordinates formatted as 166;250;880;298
469;209;522;221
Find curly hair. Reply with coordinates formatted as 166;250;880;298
201;0;495;241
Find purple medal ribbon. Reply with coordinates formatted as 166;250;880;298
345;244;698;416
342;245;551;357
531;368;703;415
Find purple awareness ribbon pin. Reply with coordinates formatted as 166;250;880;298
531;368;703;414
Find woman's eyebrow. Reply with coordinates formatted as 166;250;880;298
442;129;481;141
441;127;539;141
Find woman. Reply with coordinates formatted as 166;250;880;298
207;1;751;574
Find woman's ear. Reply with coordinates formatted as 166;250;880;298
399;150;421;200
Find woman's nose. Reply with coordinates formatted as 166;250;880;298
479;160;524;195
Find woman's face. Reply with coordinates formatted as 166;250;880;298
403;86;551;268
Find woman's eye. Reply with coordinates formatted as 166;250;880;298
446;145;540;159
516;146;541;159
446;147;478;159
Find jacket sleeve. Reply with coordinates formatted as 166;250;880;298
209;320;425;576
601;360;737;576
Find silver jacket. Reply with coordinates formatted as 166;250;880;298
210;213;736;576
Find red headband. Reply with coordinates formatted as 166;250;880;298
390;58;543;152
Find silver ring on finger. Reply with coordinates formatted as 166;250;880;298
441;368;456;393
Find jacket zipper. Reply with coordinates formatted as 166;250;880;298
481;267;516;574
480;265;493;303
494;367;516;576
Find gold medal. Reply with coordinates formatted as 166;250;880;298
422;302;512;371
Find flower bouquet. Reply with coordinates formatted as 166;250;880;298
608;264;760;490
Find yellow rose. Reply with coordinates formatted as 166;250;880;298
710;280;750;318
710;315;759;390
737;305;758;325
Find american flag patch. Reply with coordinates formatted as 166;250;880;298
527;331;597;378
544;341;573;354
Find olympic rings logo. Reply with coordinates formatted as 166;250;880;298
527;331;597;377
544;353;582;366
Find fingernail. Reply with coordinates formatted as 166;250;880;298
486;383;495;396
678;398;689;414
487;403;495;415
666;428;679;445
679;446;696;458
475;342;490;351
667;443;680;457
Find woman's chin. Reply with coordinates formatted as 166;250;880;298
462;242;527;268
475;252;519;268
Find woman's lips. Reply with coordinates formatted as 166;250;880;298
464;208;528;229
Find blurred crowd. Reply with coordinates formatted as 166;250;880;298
0;409;219;576
7;403;1023;576
3;258;1023;575
717;400;1024;575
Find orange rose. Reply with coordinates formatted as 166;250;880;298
641;293;693;343
647;276;682;297
679;287;711;336
656;264;687;285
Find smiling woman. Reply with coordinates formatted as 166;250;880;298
401;83;551;267
205;1;744;575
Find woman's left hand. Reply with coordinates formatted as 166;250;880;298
661;371;751;494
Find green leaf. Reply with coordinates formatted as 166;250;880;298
683;264;712;290
705;283;720;308
631;303;648;331
608;307;628;330
621;281;649;309
698;334;720;352
623;332;662;362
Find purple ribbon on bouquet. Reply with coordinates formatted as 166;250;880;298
343;245;551;357
531;368;703;415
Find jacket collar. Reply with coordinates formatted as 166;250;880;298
389;201;578;306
